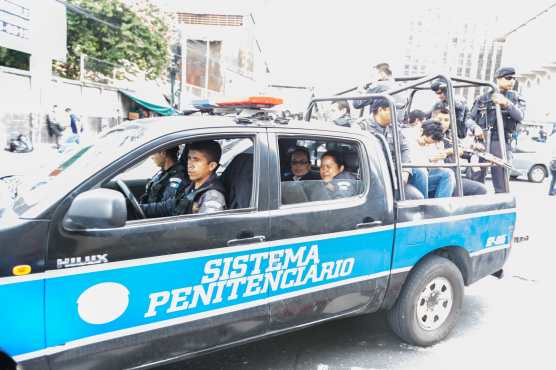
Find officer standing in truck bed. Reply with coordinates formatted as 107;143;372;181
468;66;526;193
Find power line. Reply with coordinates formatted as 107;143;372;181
501;1;556;40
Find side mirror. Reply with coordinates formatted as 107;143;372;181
63;188;127;230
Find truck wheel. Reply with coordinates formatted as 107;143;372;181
387;255;464;346
527;165;546;183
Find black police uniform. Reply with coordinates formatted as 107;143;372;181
325;171;357;199
469;76;525;193
140;162;186;204
174;174;226;215
141;173;226;218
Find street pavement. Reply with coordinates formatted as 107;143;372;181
159;179;556;370
0;143;62;178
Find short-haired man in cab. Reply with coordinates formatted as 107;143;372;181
366;97;427;199
412;120;455;198
469;66;526;193
319;150;356;199
283;146;320;182
140;147;185;205
430;107;487;196
141;140;226;217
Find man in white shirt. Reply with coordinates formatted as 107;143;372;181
412;120;455;198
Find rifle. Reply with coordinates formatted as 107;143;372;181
445;138;513;170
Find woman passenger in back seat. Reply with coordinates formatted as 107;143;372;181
319;150;356;199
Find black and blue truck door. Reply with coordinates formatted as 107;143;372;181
265;129;395;330
42;128;271;370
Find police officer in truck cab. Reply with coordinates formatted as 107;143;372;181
141;140;226;217
468;66;526;193
140;146;185;205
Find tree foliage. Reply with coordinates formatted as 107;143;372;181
59;0;171;80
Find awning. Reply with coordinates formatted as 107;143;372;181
119;82;177;116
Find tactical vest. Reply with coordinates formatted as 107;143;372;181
174;175;226;215
475;91;521;141
143;163;185;203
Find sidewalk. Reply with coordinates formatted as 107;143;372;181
0;143;62;178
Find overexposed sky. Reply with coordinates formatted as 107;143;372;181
153;0;556;93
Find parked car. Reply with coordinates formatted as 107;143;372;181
510;137;553;182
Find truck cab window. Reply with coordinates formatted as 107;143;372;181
279;137;364;205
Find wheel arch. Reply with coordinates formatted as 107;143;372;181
0;350;16;370
382;245;471;310
430;246;472;286
529;163;548;175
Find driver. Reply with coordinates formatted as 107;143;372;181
139;147;185;205
141;140;226;217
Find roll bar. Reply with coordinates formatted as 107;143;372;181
304;74;510;199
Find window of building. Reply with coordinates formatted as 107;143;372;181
186;40;223;93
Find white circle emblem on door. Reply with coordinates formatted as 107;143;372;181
77;282;130;324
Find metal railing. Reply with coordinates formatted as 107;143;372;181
305;74;510;200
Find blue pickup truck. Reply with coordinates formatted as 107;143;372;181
0;86;515;370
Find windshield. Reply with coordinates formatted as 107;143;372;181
11;125;147;216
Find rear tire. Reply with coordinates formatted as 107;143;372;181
387;255;464;346
528;165;546;183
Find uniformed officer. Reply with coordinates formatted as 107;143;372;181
141;140;226;217
429;80;483;139
353;62;405;111
469;66;526;193
139;147;185;205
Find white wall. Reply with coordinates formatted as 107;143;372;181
0;67;125;144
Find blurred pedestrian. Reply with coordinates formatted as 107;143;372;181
46;104;64;149
549;159;556;196
65;107;81;144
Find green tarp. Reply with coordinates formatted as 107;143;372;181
119;89;177;116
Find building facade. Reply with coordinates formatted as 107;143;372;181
402;7;504;104
175;9;269;107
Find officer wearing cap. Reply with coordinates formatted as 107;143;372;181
429;80;483;139
469;66;526;193
139;147;185;205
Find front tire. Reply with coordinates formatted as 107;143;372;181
387;255;464;346
528;165;546;183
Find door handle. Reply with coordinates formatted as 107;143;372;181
356;220;383;229
227;235;266;247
